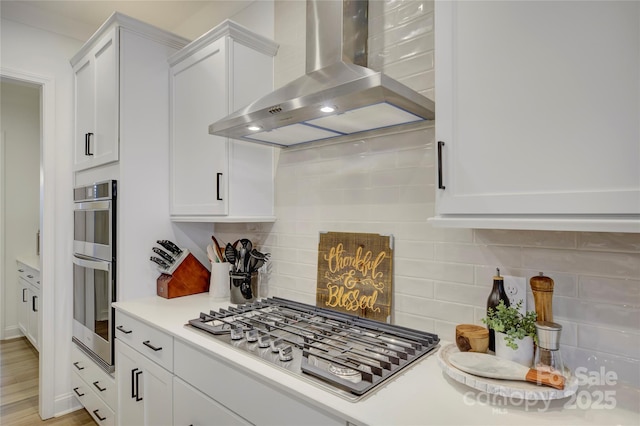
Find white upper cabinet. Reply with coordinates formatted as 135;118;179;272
73;28;119;171
169;21;278;222
71;13;188;173
433;1;640;232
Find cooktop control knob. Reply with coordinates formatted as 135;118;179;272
258;333;270;348
246;329;258;343
230;325;243;340
278;345;293;362
270;338;284;353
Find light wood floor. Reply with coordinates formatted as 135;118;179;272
0;337;95;425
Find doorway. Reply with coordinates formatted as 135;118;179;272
0;68;56;419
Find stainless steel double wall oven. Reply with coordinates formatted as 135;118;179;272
72;180;117;372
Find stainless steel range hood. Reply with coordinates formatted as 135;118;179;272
209;0;435;148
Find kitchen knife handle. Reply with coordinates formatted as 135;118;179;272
437;141;446;190
216;173;223;201
525;368;565;390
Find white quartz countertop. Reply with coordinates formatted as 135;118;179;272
16;255;40;271
113;293;640;426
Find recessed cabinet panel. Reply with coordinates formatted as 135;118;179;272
433;1;640;230
170;39;229;216
73;28;119;171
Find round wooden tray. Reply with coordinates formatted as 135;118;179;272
437;343;578;400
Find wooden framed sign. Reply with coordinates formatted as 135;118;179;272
316;232;393;322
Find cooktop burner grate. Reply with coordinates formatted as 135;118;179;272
187;297;439;400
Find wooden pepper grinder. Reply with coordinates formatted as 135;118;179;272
530;272;554;322
530;272;555;368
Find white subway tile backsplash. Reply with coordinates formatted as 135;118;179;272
474;229;577;249
553;297;640;330
395;240;435;260
435;243;522;268
522;248;640;278
580;275;640;307
578;324;640;360
394;276;434;298
395;295;475;323
577;232;640;253
435;281;488;307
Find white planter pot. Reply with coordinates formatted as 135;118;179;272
495;332;534;367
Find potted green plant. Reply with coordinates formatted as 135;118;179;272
482;300;538;366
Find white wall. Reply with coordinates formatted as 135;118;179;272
1;17;82;415
1;82;40;338
212;0;640;388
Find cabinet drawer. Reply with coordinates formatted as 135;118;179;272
71;345;116;409
174;377;250;426
71;372;115;426
17;263;40;288
115;311;173;372
174;341;343;426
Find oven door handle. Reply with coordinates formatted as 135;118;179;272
73;255;111;272
74;200;112;212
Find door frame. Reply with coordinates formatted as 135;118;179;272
1;67;56;419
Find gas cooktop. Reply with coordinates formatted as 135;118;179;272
187;297;439;401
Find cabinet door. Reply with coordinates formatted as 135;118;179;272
27;286;39;350
73;28;119;171
174;377;250;426
170;37;229;216
435;1;640;217
17;278;29;337
116;340;144;426
116;339;173;426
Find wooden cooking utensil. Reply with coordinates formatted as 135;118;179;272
449;352;565;390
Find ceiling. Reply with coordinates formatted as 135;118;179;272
1;0;255;41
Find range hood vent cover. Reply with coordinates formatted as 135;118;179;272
209;0;435;148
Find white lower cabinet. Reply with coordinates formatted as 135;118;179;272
115;337;173;426
17;262;40;351
174;340;344;426
173;377;250;426
71;344;116;425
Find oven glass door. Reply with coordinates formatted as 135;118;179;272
74;200;113;261
73;255;114;366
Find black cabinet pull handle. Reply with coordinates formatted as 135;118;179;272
92;409;106;421
18;269;24;273
216;172;223;201
437;141;446;190
73;361;84;371
23;288;27;303
135;370;143;402
116;325;132;334
92;381;106;392
142;340;162;351
27;274;34;279
84;133;89;155
86;132;94;156
73;387;85;397
32;295;38;312
131;368;138;399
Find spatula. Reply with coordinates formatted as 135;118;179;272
449;352;565;390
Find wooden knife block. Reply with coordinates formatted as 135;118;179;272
157;252;210;299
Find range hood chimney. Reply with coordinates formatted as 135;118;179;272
209;0;435;148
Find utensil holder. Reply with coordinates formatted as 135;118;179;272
210;262;232;302
230;272;258;304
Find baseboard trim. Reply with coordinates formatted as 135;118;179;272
54;392;83;418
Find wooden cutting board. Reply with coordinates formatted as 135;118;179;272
449;352;565;390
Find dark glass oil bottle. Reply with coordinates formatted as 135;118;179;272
486;268;510;352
